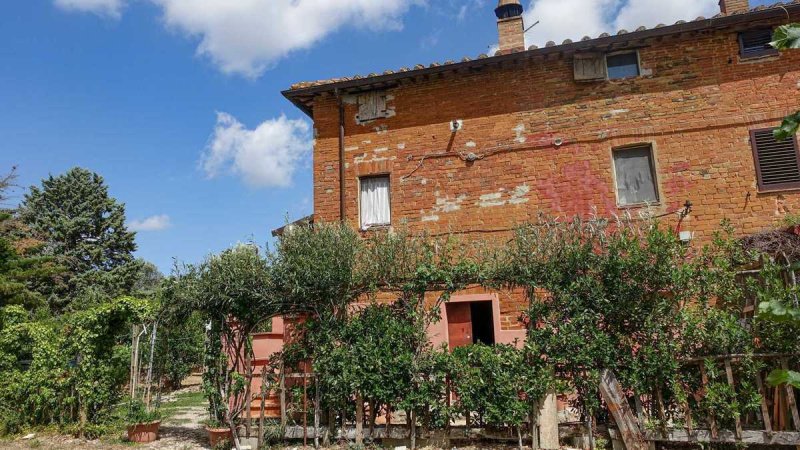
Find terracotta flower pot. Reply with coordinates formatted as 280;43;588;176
127;421;160;443
206;426;232;448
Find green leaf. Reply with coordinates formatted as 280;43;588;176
774;111;800;141
771;24;800;50
766;369;800;388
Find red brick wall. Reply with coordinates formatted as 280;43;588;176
308;20;800;329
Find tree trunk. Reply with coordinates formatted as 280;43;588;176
386;404;392;439
355;392;364;445
368;399;377;440
325;409;335;446
409;409;417;450
517;425;524;450
530;401;540;450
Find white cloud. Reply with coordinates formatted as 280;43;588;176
201;112;312;188
524;0;620;47
151;0;425;78
613;0;718;31
523;0;719;47
54;0;125;19
129;214;172;232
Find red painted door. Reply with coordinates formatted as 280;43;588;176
446;303;473;350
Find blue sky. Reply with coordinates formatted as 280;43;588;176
0;0;772;272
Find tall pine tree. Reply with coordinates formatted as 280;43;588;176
0;168;62;311
20;168;138;310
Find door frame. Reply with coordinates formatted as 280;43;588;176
443;294;502;348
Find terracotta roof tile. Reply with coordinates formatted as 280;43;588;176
286;0;800;92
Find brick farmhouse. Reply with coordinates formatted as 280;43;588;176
271;0;800;350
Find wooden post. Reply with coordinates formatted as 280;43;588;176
145;321;158;408
598;370;648;450
303;376;308;448
539;391;559;449
258;366;267;450
782;359;800;431
314;375;320;449
725;359;743;440
409;409;417;450
279;363;287;436
756;371;773;432
245;351;252;439
700;364;719;439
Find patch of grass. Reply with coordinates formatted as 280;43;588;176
162;391;206;410
163;418;193;426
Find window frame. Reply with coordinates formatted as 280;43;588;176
750;128;800;192
738;28;779;60
358;174;392;230
605;50;641;80
611;144;661;207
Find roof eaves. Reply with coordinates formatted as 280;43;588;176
282;1;800;116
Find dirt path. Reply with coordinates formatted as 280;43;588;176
0;376;211;450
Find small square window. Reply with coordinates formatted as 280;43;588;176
359;176;391;229
606;52;640;80
739;29;779;59
613;145;659;206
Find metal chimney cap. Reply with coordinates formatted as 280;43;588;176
495;0;523;19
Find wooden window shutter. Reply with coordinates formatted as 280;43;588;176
751;128;800;191
739;29;779;59
574;53;607;81
356;92;388;123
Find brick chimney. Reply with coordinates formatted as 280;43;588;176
719;0;750;14
495;0;525;54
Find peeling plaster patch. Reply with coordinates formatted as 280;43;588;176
476;185;530;208
325;189;334;194
466;141;477;148
345;146;360;152
422;214;440;222
397;143;406;150
514;124;527;144
641;68;653;76
477;192;505;208
374;147;389;153
420;178;428;185
374;125;389;134
608;109;629;116
509;184;531;205
362;140;372;145
433;194;467;213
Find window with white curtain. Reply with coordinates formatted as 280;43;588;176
360;176;391;229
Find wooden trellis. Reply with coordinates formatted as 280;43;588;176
644;353;800;445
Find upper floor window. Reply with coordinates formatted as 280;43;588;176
739;29;779;59
606;52;640;80
573;50;640;81
613;145;659;206
355;91;390;124
751;128;800;191
359;175;391;229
